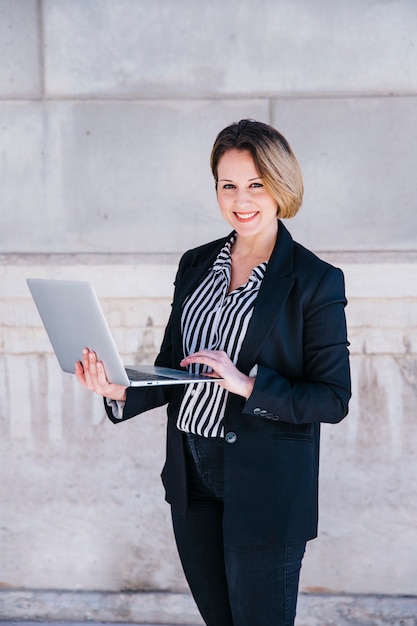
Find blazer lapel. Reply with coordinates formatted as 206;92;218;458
237;221;295;374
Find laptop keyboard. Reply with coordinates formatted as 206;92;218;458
124;368;174;381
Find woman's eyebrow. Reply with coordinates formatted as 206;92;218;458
218;176;261;182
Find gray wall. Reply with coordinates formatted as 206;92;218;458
1;0;417;623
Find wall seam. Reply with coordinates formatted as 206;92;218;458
36;0;45;99
1;92;417;104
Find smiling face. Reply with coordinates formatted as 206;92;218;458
216;149;279;242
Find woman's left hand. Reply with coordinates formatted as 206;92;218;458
180;350;255;399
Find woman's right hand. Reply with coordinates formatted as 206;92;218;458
75;348;128;402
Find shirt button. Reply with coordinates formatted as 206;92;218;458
225;431;237;444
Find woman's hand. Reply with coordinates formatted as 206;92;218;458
75;348;128;402
180;350;255;399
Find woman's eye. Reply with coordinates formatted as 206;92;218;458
220;182;262;190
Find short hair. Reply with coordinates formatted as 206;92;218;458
210;119;304;218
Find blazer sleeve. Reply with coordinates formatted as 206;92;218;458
243;266;351;425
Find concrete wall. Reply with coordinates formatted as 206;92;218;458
1;0;417;622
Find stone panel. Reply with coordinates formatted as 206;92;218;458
3;96;416;254
0;0;41;97
272;97;417;251
0;103;46;251
43;0;417;97
1;99;268;253
0;391;184;590
301;352;417;596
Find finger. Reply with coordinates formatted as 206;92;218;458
182;350;229;363
82;347;92;369
183;352;229;368
88;350;103;382
95;360;110;387
82;350;98;390
75;359;98;392
74;361;87;386
181;352;218;366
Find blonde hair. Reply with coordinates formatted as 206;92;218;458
210;119;304;218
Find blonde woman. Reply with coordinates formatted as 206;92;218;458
76;119;351;626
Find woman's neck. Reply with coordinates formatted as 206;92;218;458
231;223;278;263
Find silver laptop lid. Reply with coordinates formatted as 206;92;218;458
27;278;131;385
26;278;222;387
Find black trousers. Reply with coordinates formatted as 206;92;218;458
171;433;306;626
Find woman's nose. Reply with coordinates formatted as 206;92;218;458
234;188;250;208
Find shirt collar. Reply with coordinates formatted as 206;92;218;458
211;233;236;274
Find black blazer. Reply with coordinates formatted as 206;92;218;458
106;221;351;545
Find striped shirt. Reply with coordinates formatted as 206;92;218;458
177;235;267;438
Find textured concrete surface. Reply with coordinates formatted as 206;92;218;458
2;96;417;254
42;0;417;97
2;1;417;254
0;0;41;97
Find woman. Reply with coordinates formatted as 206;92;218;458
75;119;351;626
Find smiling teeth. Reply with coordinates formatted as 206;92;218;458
236;212;257;220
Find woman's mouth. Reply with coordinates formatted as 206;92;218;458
234;211;258;222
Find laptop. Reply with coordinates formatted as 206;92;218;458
26;278;222;387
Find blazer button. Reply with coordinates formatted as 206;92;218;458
225;431;237;444
253;408;261;415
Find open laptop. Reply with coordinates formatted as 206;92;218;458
26;278;221;387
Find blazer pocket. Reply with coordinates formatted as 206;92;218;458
272;432;313;443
